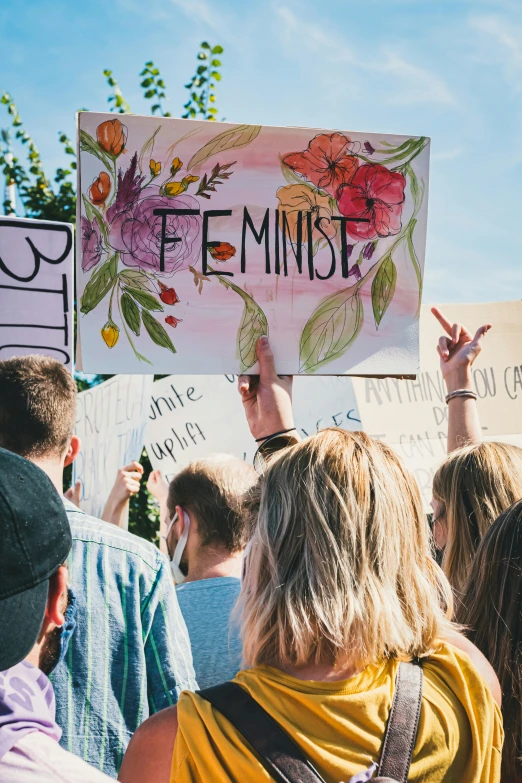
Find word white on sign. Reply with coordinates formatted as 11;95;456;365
145;375;255;483
352;301;522;506
73;374;154;519
145;374;362;483
0;216;74;369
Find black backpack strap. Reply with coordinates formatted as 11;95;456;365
198;659;423;783
375;660;424;783
197;681;327;783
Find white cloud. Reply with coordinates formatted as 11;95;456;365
469;14;522;88
274;5;456;107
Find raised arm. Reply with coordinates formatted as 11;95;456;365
432;307;491;453
238;336;298;452
101;461;143;527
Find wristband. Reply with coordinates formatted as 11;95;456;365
254;427;297;443
445;389;477;404
253;432;300;473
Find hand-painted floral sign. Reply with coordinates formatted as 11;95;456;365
77;113;429;375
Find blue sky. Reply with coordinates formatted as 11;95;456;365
1;0;521;303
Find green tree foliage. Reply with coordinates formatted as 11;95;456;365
1;42;224;541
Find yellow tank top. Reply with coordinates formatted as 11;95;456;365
171;642;502;783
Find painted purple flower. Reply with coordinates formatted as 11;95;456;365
363;141;375;155
109;187;201;274
362;241;376;260
348;263;362;281
346;243;355;259
81;216;103;272
107;152;145;223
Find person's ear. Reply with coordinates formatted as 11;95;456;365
45;565;68;627
64;435;81;467
175;505;185;536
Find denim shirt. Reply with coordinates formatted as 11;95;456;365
51;500;197;778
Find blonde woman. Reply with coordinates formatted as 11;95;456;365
120;338;502;783
430;308;522;593
459;499;522;783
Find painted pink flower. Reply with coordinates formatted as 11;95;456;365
81;216;103;271
109;188;201;274
337;164;406;240
282;133;359;195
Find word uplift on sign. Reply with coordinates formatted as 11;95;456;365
0;217;73;369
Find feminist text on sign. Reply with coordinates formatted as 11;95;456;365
77;113;429;375
0;217;73;369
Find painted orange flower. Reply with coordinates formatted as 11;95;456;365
208;242;236;261
89;171;112;205
165;315;182;328
276;184;337;247
97;119;127;157
282;133;359;196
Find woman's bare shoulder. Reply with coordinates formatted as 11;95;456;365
118;706;178;783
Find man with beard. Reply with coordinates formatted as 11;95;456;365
0;447;112;781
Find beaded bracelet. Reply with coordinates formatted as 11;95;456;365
445;389;478;404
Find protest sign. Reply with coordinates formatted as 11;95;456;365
77;113;429;376
0;216;73;369
73;374;154;519
352;302;522;505
145;374;361;482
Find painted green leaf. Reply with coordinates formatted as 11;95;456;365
187;124;262;171
371;255;397;327
299;286;363;373
137;125;161;174
124;286;163;311
79;129;114;170
406;218;423;316
236;292;268;372
80;255;118;314
119;269;156;292
142;310;176;354
82;195;109;244
121;292;141;336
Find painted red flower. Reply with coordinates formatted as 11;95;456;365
282;133;359;195
165;315;182;328
159;282;180;305
208;242;236;261
337;164;406;240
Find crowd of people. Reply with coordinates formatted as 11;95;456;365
0;306;521;782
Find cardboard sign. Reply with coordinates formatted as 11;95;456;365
352;302;522;504
73;374;154;519
0;216;74;369
77;113;430;376
145;374;361;482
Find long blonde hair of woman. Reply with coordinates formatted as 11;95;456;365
432;441;522;595
240;428;454;670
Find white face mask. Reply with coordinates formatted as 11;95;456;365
163;510;191;584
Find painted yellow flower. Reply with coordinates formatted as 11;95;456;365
163;176;200;198
101;320;119;348
164;181;186;197
149;159;161;177
276;184;337;246
170;157;183;175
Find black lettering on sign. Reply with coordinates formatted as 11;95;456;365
152;208;200;273
0;219;72;282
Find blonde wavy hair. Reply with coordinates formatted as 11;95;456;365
240;428;454;670
432;442;522;595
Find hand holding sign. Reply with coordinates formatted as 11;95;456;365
238;336;294;443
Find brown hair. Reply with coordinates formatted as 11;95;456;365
432;442;522;595
458;500;522;782
240;429;454;670
167;455;257;553
0;355;77;459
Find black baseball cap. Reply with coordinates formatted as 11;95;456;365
0;447;72;671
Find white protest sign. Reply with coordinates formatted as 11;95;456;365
145;374;361;482
77;113;429;376
0;216;74;369
73;374;154;518
352;301;522;505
